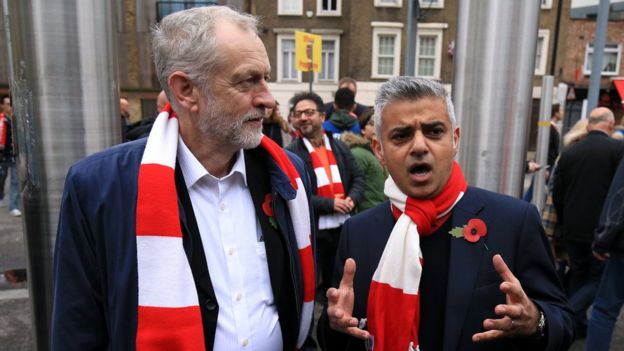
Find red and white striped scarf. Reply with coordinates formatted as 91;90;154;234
302;135;345;199
135;104;315;350
367;162;467;351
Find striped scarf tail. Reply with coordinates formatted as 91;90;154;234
136;105;205;350
367;162;467;351
260;136;315;348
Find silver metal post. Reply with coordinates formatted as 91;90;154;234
587;0;610;113
532;75;554;212
404;0;419;76
453;0;541;197
2;1;119;349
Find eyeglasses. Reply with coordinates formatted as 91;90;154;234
293;109;318;118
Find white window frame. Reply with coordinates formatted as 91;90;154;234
314;35;341;83
278;0;303;16
277;34;302;82
541;0;553;9
414;24;445;79
583;43;622;76
419;0;444;9
317;0;342;16
374;0;402;8
371;23;403;79
534;29;550;76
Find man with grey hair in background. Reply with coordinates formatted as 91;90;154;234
52;6;316;350
553;106;624;339
318;76;573;350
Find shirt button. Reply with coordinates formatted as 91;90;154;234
228;247;234;256
235;292;242;301
204;298;217;312
219;203;226;211
241;339;249;347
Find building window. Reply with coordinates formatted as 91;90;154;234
278;0;303;15
420;0;444;9
317;0;341;16
156;1;217;22
583;43;622;76
541;0;552;9
277;35;301;82
415;28;443;79
372;25;402;78
316;37;340;82
534;29;550;76
374;0;402;7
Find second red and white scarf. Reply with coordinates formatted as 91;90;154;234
367;162;467;351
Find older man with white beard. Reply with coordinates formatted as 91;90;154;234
52;6;317;351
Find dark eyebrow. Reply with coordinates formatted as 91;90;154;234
421;121;446;129
389;125;413;134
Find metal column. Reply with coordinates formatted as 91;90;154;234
2;1;119;349
453;0;541;196
532;75;554;212
586;0;611;113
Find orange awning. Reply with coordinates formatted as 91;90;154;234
614;79;624;104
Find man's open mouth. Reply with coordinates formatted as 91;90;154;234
409;163;432;176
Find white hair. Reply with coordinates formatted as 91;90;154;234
151;6;259;106
374;76;457;139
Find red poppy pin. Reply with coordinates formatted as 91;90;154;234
449;218;488;244
262;193;278;229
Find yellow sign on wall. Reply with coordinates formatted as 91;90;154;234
295;31;322;72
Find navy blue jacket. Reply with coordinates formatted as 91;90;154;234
52;138;317;350
318;187;574;351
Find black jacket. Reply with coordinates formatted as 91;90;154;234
593;157;624;253
286;134;365;216
553;131;624;243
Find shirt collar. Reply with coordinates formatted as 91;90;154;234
177;136;248;189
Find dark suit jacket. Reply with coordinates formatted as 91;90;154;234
553;130;624;244
287;134;365;216
318;187;574;351
52;138;317;350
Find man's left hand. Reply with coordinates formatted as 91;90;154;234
472;254;540;343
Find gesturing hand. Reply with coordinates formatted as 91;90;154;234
472;254;541;343
326;258;370;340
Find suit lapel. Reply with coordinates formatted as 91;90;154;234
443;188;489;351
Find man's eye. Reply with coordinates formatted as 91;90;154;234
391;132;410;141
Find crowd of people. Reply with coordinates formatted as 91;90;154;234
44;5;624;351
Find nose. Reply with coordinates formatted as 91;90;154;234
409;130;428;157
252;79;276;110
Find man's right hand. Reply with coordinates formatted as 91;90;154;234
326;258;370;340
333;198;353;214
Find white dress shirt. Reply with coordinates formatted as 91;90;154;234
178;138;282;350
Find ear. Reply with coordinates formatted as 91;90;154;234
452;127;460;156
168;71;200;113
319;112;326;122
372;136;385;166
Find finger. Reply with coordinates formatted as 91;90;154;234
494;304;523;320
472;329;505;343
482;316;514;332
499;281;527;303
345;326;370;340
327;287;340;304
492;254;519;284
339;258;356;290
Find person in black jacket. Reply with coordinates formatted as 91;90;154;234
585;157;624;350
287;91;365;300
553;107;624;337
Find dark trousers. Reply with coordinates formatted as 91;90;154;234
317;227;342;299
0;162;8;199
567;241;604;333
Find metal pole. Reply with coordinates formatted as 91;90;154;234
404;0;419;76
453;0;541;196
587;0;610;113
2;1;119;349
532;75;554;212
